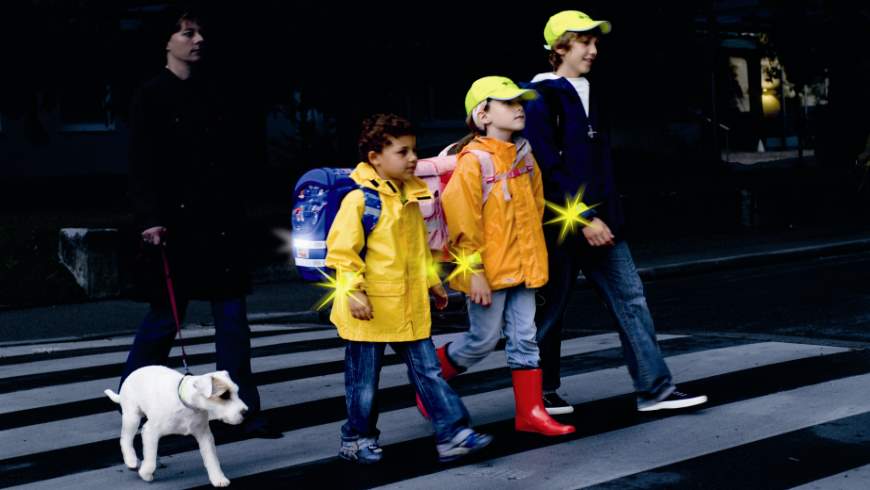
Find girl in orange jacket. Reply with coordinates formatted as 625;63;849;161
421;77;575;437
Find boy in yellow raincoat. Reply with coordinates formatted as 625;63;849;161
325;113;492;464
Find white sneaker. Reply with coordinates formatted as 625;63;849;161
543;392;575;415
637;391;708;412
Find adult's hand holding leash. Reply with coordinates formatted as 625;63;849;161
142;226;168;246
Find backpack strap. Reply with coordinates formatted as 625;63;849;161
358;186;381;260
468;149;497;203
360;186;381;235
438;142;459;157
468;149;535;202
500;160;535;180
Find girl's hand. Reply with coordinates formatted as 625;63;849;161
349;291;373;320
430;284;449;310
469;273;492;307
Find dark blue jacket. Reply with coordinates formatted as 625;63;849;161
522;77;624;235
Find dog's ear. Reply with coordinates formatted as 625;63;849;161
193;376;214;399
210;376;230;399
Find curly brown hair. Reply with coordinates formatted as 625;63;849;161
358;114;416;162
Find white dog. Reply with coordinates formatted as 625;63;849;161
105;366;248;487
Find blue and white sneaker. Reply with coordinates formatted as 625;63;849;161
339;437;383;464
436;428;493;463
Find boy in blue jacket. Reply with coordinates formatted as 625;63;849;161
523;10;708;414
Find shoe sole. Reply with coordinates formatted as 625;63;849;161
544;406;575;415
637;395;708;412
437;437;494;463
339;453;382;465
516;427;576;436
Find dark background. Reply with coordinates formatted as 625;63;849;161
1;0;869;307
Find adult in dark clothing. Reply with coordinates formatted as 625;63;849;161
523;11;708;414
122;10;279;438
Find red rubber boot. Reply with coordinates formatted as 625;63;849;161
512;368;575;436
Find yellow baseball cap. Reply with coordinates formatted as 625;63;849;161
544;10;611;50
464;76;538;116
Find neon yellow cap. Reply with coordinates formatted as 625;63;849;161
544;10;611;50
464;76;538;116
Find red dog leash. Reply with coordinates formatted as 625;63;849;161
160;244;191;374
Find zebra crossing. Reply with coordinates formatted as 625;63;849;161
1;322;869;489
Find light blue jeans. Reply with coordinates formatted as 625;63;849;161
448;286;539;370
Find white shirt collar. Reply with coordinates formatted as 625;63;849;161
530;73;590;116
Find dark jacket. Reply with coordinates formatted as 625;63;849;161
522;76;625;236
128;68;250;302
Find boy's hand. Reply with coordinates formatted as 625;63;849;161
469;273;492;307
430;284;449;310
348;291;373;320
582;217;615;247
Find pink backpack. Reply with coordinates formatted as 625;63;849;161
415;139;535;260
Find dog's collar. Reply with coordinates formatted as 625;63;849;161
177;374;197;410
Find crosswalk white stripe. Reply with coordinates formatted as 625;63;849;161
377;373;870;490
0;333;684;460
10;341;849;490
0;330;459;415
789;463;870;490
0;328;341;379
0;324;311;358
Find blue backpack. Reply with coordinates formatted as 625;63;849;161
291;168;381;281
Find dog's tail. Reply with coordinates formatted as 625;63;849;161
104;389;121;404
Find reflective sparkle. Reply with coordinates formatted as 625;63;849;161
544;185;600;243
446;249;484;282
314;268;364;311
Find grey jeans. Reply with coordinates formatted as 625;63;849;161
449;286;540;370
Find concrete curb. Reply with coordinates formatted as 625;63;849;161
630;238;870;283
277;238;870;323
265;238;870;287
0;330;140;348
4;238;870;346
246;310;321;325
0;313;326;348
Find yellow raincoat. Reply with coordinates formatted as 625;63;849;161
442;136;548;294
325;162;441;342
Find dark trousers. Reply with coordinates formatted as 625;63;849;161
119;297;260;413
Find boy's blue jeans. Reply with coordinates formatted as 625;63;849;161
448;286;540;370
342;338;470;445
536;235;675;404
